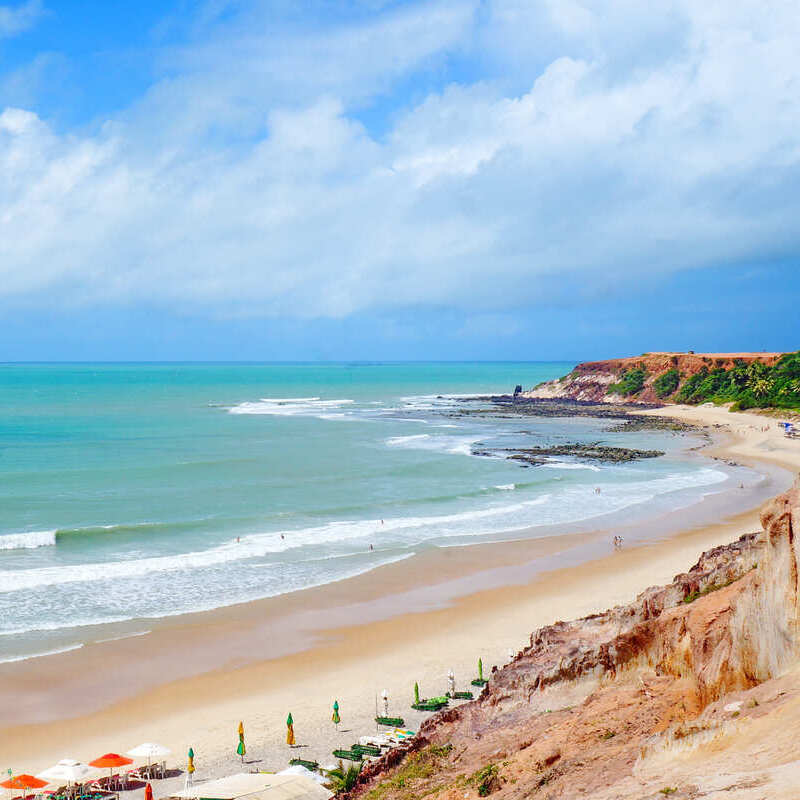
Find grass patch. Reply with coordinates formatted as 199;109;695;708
365;745;453;800
468;764;500;797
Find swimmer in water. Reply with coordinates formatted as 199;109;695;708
369;543;374;551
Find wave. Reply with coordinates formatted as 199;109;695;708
495;483;516;491
0;643;84;665
541;461;602;472
0;552;417;641
228;397;354;418
93;630;151;644
0;530;57;550
385;433;480;457
0;519;216;551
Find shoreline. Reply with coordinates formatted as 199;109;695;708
1;405;798;780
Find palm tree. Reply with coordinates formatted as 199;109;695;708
325;761;361;795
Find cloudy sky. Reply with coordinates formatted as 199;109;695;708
0;0;798;360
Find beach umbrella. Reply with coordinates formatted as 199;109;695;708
413;682;419;704
89;754;133;788
1;775;48;798
286;712;296;746
478;658;484;681
447;670;455;696
144;784;153;800
381;689;389;717
331;700;340;728
183;748;195;792
37;760;94;788
237;721;246;762
126;743;171;771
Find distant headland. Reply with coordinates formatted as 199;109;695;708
525;351;800;410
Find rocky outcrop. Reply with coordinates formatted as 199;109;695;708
527;352;782;404
347;483;800;799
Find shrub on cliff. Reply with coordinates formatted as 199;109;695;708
653;369;680;398
609;367;647;396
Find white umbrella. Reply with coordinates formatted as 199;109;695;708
126;743;171;778
37;760;94;790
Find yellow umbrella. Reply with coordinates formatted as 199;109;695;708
286;712;295;746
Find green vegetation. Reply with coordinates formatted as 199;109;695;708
653;368;680;398
365;745;453;800
683;576;737;604
326;762;362;795
468;764;500;796
672;353;800;410
609;366;647;396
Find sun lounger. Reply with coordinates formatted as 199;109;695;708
375;715;405;727
358;734;392;748
288;759;319;771
351;744;381;757
331;749;362;762
448;690;474;699
470;678;488;687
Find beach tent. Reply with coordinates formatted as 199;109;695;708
165;771;331;800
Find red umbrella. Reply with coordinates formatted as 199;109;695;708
87;755;132;770
88;754;134;789
144;783;154;800
0;775;48;795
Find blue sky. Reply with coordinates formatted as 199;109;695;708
0;0;798;361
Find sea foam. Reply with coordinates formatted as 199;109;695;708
0;530;57;550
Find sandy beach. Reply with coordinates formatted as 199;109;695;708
2;403;798;792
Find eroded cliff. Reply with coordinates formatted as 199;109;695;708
346;483;800;799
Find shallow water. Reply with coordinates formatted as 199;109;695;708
0;362;747;662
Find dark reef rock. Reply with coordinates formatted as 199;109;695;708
473;441;665;466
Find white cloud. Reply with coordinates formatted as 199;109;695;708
1;0;800;318
0;0;43;39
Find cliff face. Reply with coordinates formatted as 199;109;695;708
526;352;782;404
348;483;800;799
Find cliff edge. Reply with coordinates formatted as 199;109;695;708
526;352;785;405
346;483;800;799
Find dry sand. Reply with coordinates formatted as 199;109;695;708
1;403;798;795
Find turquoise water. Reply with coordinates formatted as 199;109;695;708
0;362;734;662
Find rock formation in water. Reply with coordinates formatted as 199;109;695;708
346;482;800;799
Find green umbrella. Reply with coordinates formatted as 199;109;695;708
237;721;246;762
413;682;420;704
332;700;340;727
478;658;483;681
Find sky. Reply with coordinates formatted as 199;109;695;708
0;0;798;361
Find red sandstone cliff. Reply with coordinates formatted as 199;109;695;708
346;483;800;799
526;352;782;404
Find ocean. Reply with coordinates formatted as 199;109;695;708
0;362;741;663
